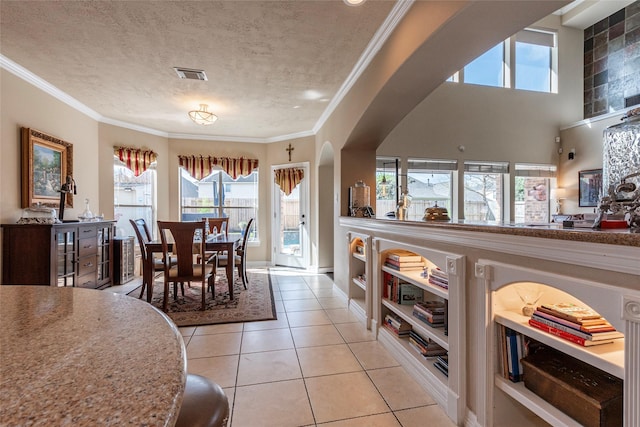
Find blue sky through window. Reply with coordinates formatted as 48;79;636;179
515;42;551;92
464;43;504;87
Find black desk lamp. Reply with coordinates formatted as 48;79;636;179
58;175;77;221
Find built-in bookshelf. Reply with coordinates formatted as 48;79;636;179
347;231;372;329
476;260;636;427
374;238;465;425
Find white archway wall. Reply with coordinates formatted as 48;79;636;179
318;141;335;271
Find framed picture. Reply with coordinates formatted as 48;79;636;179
578;169;602;207
21;128;74;208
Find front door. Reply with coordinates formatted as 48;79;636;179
272;163;309;269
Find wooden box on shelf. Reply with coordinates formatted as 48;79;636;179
521;346;623;427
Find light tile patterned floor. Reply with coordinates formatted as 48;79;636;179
179;268;455;427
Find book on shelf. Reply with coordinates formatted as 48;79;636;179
384;313;411;336
386;249;422;262
433;359;449;377
384;258;425;268
528;318;615;347
408;331;447;357
413;301;446;326
398;284;424;305
428;267;449;289
533;308;614;332
536;305;610;327
505;327;523;382
384;262;425;271
539;302;603;323
531;311;623;341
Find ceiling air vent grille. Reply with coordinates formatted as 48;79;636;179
173;67;208;81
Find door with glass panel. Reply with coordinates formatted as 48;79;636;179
272;163;309;269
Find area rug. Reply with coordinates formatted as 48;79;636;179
128;269;277;327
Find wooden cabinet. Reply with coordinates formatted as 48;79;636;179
113;236;135;285
2;221;115;288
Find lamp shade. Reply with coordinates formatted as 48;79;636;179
550;188;566;200
189;104;217;125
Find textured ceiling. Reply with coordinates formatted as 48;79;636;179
0;0;395;140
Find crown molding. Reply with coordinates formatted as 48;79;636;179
1;54;102;121
313;0;414;134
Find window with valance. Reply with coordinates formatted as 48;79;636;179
114;146;157;177
178;155;259;180
274;167;305;196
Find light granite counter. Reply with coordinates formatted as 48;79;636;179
0;286;187;426
341;217;640;247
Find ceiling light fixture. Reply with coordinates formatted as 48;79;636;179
188;104;217;125
343;0;366;6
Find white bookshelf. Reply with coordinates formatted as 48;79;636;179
476;260;637;426
347;231;372;329
374;238;465;425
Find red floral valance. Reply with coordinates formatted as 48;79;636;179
114;146;157;177
179;155;259;180
274;167;304;196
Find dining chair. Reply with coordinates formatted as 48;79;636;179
130;218;178;302
157;220;215;311
201;217;229;262
217;218;253;290
203;217;228;238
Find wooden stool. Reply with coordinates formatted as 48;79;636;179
175;374;229;427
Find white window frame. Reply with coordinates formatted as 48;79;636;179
113;157;157;239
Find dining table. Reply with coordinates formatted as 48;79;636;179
0;285;187;426
145;232;241;301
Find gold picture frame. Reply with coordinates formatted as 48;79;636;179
21;128;74;208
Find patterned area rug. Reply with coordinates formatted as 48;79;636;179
128;269;277;327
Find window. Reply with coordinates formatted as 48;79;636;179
514;163;556;224
464;161;509;222
375;157;399;218
515;29;556;93
450;28;557;94
407;159;457;219
180;168;259;243
463;42;506;88
114;158;156;238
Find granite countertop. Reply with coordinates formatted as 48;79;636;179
0;286;187;426
340;216;640;247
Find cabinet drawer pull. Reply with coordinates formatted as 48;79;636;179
83;262;94;268
83;229;92;233
83;244;93;249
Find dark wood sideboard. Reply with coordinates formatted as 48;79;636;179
1;221;115;288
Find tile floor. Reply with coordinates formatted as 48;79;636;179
115;269;455;427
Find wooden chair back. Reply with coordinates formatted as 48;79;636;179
130;218;152;261
157;221;206;279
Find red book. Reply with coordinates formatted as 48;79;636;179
528;318;614;347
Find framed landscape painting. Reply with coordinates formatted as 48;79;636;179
578;169;602;207
21;128;73;208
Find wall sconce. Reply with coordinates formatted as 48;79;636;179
568;148;575;160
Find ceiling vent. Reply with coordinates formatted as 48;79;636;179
173;67;208;81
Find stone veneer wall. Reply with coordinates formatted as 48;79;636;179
583;1;640;118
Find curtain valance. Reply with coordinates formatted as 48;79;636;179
274;167;304;196
114;146;157;177
178;155;259;180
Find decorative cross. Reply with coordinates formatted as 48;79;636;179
286;143;294;162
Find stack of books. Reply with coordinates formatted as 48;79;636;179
408;331;447;357
428;267;449;289
383;313;412;337
433;355;449;377
528;303;624;347
384;249;424;271
412;300;445;327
